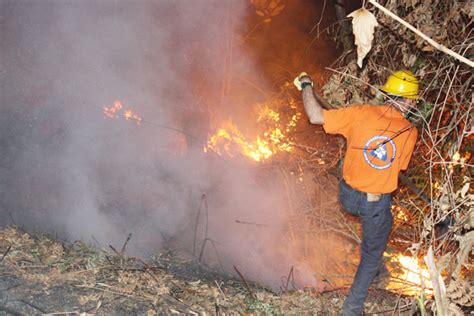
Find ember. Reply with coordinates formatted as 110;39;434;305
103;100;142;125
392;205;409;222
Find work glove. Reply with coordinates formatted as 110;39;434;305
293;72;313;91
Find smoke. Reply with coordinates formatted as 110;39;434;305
0;0;338;289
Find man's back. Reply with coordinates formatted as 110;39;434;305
323;104;418;193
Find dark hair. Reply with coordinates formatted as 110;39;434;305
385;94;405;103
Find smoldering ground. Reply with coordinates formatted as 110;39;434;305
0;0;339;289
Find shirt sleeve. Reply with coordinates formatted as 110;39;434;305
322;105;362;137
400;127;418;170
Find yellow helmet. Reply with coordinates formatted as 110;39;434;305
380;70;419;99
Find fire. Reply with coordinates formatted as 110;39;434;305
386;253;433;296
392;205;409;222
103;100;142;125
103;100;122;118
205;101;300;162
123;110;142;123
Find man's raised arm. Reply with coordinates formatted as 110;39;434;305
298;75;325;125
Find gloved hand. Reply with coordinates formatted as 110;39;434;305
293;72;313;91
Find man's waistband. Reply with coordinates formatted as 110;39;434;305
341;179;391;202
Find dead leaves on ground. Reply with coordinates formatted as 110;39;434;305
0;226;347;314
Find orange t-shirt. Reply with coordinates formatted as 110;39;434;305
323;104;418;194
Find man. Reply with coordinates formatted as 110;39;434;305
296;70;419;315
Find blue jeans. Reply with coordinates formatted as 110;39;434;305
339;180;393;316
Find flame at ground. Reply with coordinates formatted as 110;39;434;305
386;253;433;296
205;100;301;162
392;205;409;222
103;100;142;125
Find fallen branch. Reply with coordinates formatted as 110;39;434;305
368;0;473;68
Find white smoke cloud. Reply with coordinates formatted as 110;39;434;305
0;0;342;290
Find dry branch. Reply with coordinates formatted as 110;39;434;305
424;247;449;315
368;0;474;68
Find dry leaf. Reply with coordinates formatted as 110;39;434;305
460;179;469;198
347;8;379;67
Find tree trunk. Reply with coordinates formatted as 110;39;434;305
333;0;353;52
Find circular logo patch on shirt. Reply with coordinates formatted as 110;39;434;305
363;135;396;170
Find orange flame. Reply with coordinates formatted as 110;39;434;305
386;253;433;296
392;205;409;222
205;101;300;162
103;100;122;118
103;100;142;125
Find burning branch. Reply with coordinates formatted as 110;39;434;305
103;100;142;125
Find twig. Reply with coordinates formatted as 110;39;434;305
283;265;294;292
368;0;474;67
108;245;121;257
310;0;326;35
0;245;12;261
193;194;209;260
233;266;256;300
363;303;412;314
198;238;211;263
80;283;145;301
235;219;273;228
318;286;348;294
160;293;200;314
85;300;102;314
120;233;132;256
198;238;224;272
214;280;228;301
